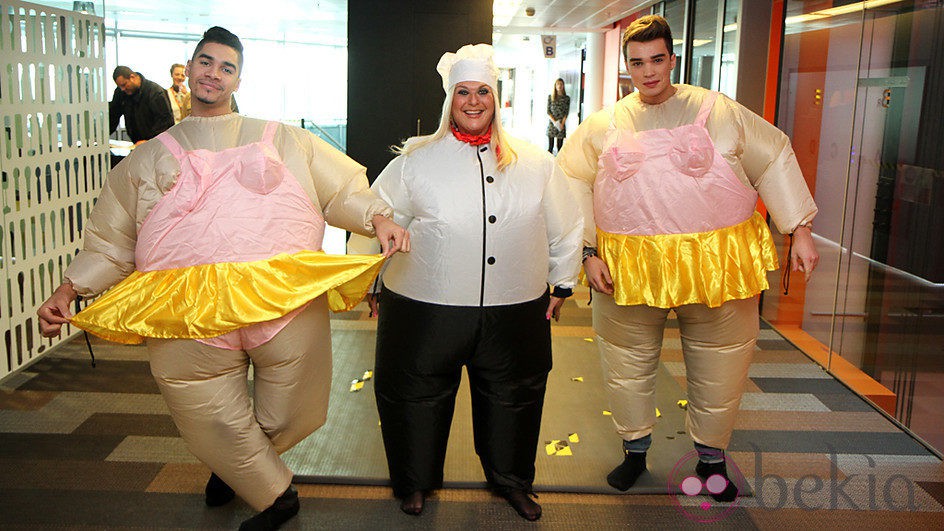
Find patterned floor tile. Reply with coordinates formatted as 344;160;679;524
751;378;852;394
752;349;820;363
146;462;210;494
739;392;831;412
833;454;944;482
18;358;159;394
735;411;902;432
106;436;199;464
813;391;877;412
0;433;125;460
757;329;786;340
72;413;179;437
748;363;831;379
729;430;934;456
50;338;149;362
0;402;93;434
0;392;169;434
726;451;845;481
917;481;944;507
747;508;944;529
0;459;164;491
757;339;796;350
0;389;57;410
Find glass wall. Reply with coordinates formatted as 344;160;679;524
659;0;686;84
764;0;944;454
654;0;740;95
50;0;351;145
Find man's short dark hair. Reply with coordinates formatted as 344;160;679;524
622;15;674;61
192;26;244;72
112;65;133;81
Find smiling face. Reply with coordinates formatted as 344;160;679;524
186;42;241;116
171;66;186;88
624;38;677;105
450;82;495;136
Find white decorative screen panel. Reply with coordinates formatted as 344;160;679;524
0;1;106;379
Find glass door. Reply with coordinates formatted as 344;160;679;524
768;0;944;455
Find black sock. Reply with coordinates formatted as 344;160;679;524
607;451;647;491
239;485;300;531
695;461;739;502
204;473;235;507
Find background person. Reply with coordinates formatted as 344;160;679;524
109;65;174;145
349;44;581;521
38;26;408;531
167;62;191;123
557;15;818;503
546;78;570;154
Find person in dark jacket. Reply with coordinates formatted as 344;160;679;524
109;66;174;145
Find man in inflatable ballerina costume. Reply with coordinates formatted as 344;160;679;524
557;15;818;502
37;26;409;531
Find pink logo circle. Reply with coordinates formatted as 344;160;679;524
668;450;744;523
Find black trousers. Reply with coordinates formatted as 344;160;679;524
548;135;564;153
374;289;552;497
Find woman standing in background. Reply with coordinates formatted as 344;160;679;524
547;78;570;154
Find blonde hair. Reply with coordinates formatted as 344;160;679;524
394;85;517;171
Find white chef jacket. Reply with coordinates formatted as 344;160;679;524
351;134;582;307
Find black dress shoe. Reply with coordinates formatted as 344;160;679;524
499;489;542;521
607;451;647;491
239;485;300;531
205;472;236;507
695;460;739;502
399;490;425;516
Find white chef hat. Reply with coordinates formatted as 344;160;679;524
436;43;499;93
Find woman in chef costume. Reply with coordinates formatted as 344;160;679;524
349;44;582;521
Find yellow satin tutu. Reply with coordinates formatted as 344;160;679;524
596;212;778;308
71;250;385;344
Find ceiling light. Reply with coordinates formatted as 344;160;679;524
785;0;905;25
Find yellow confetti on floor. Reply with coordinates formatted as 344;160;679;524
568;433;579;443
655;408;661;418
571;376;584;382
603;410;612;416
676;399;688;409
583;338;594;342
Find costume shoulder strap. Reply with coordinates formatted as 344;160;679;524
262;121;279;144
695;91;718;127
155;131;184;158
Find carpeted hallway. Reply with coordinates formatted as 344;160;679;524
1;288;942;529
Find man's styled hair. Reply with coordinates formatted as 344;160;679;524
170;63;185;75
621;15;674;60
192;26;244;71
112;65;133;81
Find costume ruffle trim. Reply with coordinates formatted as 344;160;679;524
596;212;779;308
71;250;385;344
